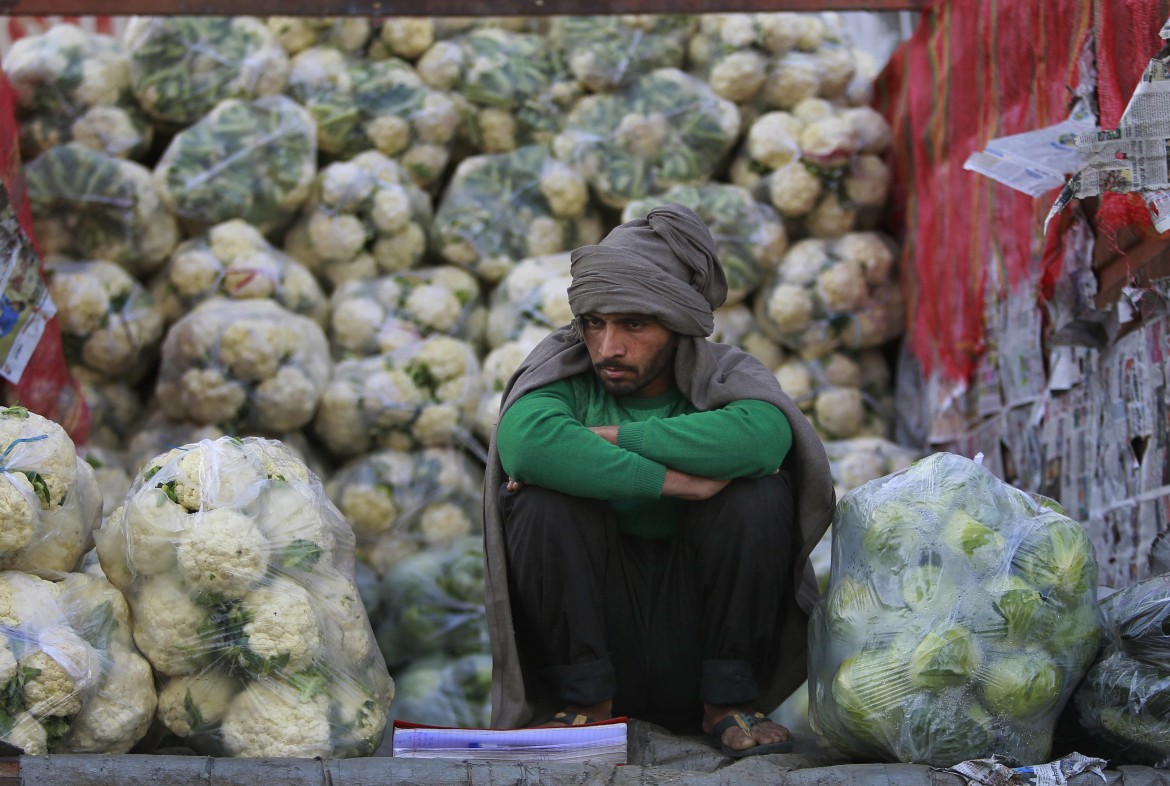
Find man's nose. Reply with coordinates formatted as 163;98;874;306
599;326;624;357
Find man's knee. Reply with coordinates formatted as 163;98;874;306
690;473;795;545
499;483;611;544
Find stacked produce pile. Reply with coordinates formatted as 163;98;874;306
4;11;912;742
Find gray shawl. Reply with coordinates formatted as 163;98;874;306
483;205;836;728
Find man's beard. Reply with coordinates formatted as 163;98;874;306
593;341;676;397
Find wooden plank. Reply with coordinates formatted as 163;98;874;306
0;0;928;16
1094;234;1170;310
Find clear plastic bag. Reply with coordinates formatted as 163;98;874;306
548;15;695;93
313;336;482;458
810;452;1104;766
755;233;903;359
327;266;483;360
327;446;484;577
283;151;434;290
773;349;896;440
388;653;492;730
3;23;152;160
371;536;489;672
1075;574;1170;765
125;16;290;126
432;145;602;284
154;96;316;236
95;436;394;757
46;259;164;384
552;68;741;209
287;48;458;188
154;298;331;434
152;219;327;327
0;570;157;754
622;183;786;305
484;252;572;349
24;143;179;278
0;405;101;573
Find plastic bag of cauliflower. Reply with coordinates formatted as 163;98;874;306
415;28;580;154
3;23;153;160
94;436;395;757
431;145;602;284
327;266;484;360
730;102;892;239
151;219;327;327
369;536;489;672
484;252;572;350
46;258;165;385
0;570;157;754
155;298;331;435
286;48;459;188
124;16;290;127
773;349;896;441
313;335;482;459
387;653;492;733
547;15;695;93
809;452;1104;766
755;233;904;359
24;143;179;279
327;446;484;578
552;68;741;209
623;183;786;305
154;95;316;237
267;16;371;56
0;405;101;573
284;151;434;291
711;303;787;370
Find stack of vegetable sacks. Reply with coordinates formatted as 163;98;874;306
94;436;394;757
809;452;1103;766
1076;574;1170;765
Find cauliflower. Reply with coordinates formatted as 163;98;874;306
156;670;240;738
328;266;482;359
432;146;601;283
176;508;270;599
153;96;316;236
549;15;694;93
554;69;740;209
24;145;178;277
330;677;390;757
22;628;98;717
156;299;330;434
286;152;434;290
328;447;484;573
286;48;457;185
376;18;436;61
219;677;332;757
78;380;140;452
774;359;816;410
152;219;327;326
267;17;370;55
711;303;787;370
4;24;151;160
126;16;290;126
64;647;156;753
241;575;322;673
761;52;820;110
485;253;573;348
845;154;892;208
814;387;865;439
46;259;164;383
746;111;804;169
0;406;100;573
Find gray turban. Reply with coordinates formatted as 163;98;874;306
567;203;728;337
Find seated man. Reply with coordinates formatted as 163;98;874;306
482;204;835;758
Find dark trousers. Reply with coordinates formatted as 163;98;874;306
500;473;795;732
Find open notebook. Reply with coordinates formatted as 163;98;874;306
390;718;628;764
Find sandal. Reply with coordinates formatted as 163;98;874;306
711;711;793;758
550;711;597;726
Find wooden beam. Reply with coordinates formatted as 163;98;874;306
0;0;928;16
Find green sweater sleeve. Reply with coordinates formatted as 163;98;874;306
496;383;667;501
616;399;792;479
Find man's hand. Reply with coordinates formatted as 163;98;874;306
661;469;730;500
506;478;526;493
588;425;619;445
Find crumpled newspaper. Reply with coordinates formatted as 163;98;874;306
940;752;1108;786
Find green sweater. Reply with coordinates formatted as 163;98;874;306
496;373;793;539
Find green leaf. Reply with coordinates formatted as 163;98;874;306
288;666;329;701
183;688;205;731
282;539;323;570
75;600;118;652
21;471;52;508
1;406;29;419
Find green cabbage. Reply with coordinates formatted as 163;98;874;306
1009;511;1096;598
980;651;1060;719
909;624;980;689
900;691;996;766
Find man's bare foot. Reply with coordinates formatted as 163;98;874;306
702;704;790;754
537;699;613;727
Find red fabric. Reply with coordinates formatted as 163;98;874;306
0;72;87;440
1094;0;1170;241
877;0;1092;383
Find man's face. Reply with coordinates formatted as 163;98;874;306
579;312;679;398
